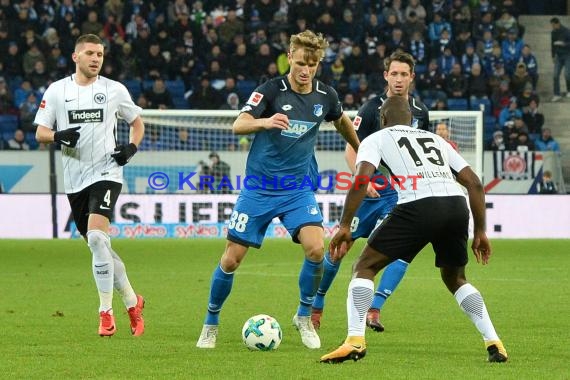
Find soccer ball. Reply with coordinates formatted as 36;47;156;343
241;314;282;351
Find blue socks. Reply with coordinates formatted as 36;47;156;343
312;251;340;310
204;264;234;325
370;259;409;310
297;257;323;316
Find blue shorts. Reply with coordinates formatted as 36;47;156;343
227;190;323;248
351;194;398;240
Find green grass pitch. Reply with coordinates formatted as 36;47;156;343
1;239;569;379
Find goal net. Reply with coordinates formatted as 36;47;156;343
119;109;482;195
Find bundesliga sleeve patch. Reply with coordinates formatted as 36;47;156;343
352;115;362;130
247;92;263;106
40;100;46;109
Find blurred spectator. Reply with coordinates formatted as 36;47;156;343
14;80;35;108
445;62;468;98
467;62;489;102
404;11;427;39
3;42;24;83
383;0;406;24
517;82;539;109
173;128;198;151
450;0;472;35
217;9;244;46
219;92;241;110
116;42;140;80
387;27;408;54
519;44;539;89
501;28;524;75
104;0;125;24
405;0;427;23
499;97;522;129
131;24;152;62
550;17;570;101
538;170;558;194
461;42;481;77
6;129;30;150
495;9;519;41
476;29;496;61
490;79;512;118
472;11;495;42
486;130;506;151
29;61;50;91
342;93;359;111
337;8;364;44
78;0;101;25
81;10;103;36
435;121;459;151
139;126;164;151
514;132;534;152
46;45;69;79
259;62;279;85
408;31;428;67
522;99;544;137
229;43;253;81
433;98;449;110
209;151;231;194
188;74;223;109
19;92;40;133
145;77;173;109
239;136;250;152
253;43;275;78
315;11;338;42
143;43;168;80
22;43;46;77
344;45;366;80
534;128;560;152
0;76;15;114
510;62;532;97
428;12;452;43
417;59;447;104
437;46;457;75
380;14;401;44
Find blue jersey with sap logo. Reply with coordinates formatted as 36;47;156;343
240;76;343;194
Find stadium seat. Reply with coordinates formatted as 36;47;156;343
470;98;492;116
447;98;469;110
0;115;19;133
123;79;142;101
236;80;257;100
172;97;188;109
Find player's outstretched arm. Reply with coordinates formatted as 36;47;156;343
334;113;360;152
329;161;375;261
232;112;289;135
345;144;379;198
456;166;492;264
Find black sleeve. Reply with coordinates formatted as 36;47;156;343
241;79;279;119
324;83;343;122
355;97;381;141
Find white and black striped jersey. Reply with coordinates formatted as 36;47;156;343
356;125;469;204
34;75;142;194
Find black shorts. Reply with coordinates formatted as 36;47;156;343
367;196;469;268
67;181;122;236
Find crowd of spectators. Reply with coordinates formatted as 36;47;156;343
0;0;565;152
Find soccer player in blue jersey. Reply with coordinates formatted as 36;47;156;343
196;30;360;349
311;51;430;332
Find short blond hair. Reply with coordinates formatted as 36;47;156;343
289;30;328;62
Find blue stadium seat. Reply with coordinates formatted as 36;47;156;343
166;80;187;110
173;97;188;109
0;115;19;133
447;98;469;110
470;98;492;116
123;79;142;101
236;80;257;100
484;115;497;132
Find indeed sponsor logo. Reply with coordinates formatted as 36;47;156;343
68;109;103;124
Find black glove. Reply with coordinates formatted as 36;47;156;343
111;143;138;166
54;126;81;147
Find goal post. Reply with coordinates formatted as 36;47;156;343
123;109;483;194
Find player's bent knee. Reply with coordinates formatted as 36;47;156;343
86;229;110;249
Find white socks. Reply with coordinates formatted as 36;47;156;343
110;249;137;309
454;283;500;342
87;230;114;313
347;278;375;336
